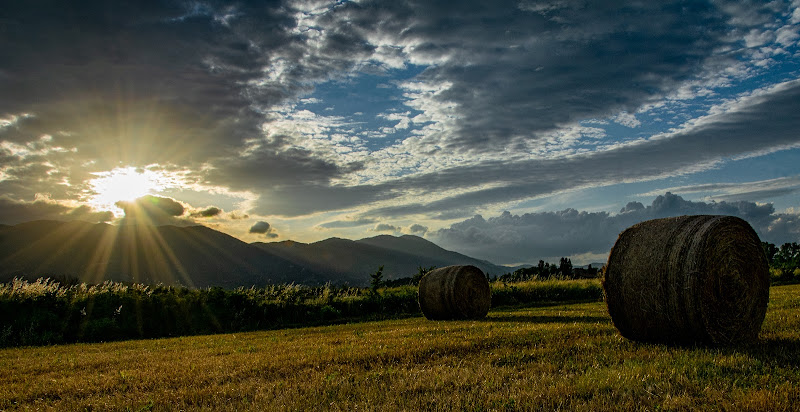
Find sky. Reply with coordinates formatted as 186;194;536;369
1;0;800;266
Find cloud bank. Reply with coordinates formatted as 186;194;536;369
432;193;800;265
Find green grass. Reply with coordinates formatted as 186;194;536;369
1;284;798;411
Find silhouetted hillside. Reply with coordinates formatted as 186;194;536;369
254;234;511;284
0;220;309;287
357;235;509;274
1;220;513;287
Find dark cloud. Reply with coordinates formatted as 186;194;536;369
0;196;113;225
432;193;800;265
409;224;428;235
0;1;292;154
246;183;392;217
373;223;400;233
207;142;364;192
0;0;370;206
249;220;279;238
249;221;272;234
116;195;187;226
320;0;741;151
191;206;222;218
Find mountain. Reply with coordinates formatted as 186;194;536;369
0;220;513;288
253;234;511;284
0;220;312;287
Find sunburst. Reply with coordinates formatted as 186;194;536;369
87;167;173;215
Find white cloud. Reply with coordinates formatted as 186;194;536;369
776;25;800;46
613;112;641;128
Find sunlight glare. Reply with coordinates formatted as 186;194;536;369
88;167;172;214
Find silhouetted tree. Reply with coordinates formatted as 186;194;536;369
369;265;384;296
559;257;573;279
413;265;436;285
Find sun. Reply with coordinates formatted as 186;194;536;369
87;167;170;214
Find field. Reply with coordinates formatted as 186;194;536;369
1;284;799;411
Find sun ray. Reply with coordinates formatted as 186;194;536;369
120;202;195;287
83;223;121;285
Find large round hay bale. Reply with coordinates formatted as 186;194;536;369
418;265;491;320
604;215;770;345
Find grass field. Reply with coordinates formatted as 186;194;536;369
1;284;799;411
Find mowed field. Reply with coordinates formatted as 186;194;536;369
2;284;799;411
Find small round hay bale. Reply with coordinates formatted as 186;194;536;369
418;265;491;320
604;215;770;345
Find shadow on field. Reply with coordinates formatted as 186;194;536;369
483;314;610;324
742;338;800;367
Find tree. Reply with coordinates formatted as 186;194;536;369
370;265;385;296
774;242;800;271
762;242;778;263
559;257;573;279
412;265;436;285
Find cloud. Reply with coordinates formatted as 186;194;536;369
636;176;800;203
0;195;113;225
408;224;428;235
432;192;800;265
373;223;400;233
0;1;369;211
2;0;798;231
249;221;272;234
0;2;288;156
249;220;279;238
359;79;800;220
318;217;376;229
116;195;188;226
317;0;742;152
191;0;800;219
190;206;222;218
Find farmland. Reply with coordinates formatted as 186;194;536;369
1;283;799;411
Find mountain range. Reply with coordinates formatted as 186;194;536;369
0;220;512;288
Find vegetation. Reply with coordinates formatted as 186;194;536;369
763;241;800;284
0;277;601;348
1;284;798;410
499;258;599;282
2;243;795;349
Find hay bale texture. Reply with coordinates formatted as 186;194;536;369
604;215;770;345
418;265;491;320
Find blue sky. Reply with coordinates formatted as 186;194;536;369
1;0;799;265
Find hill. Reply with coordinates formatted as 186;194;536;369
0;220;308;287
0;220;512;287
253;234;511;284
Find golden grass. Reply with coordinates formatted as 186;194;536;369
2;284;799;411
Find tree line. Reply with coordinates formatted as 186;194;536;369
498;258;599;283
762;241;800;284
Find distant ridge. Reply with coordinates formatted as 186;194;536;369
253;234;511;284
0;220;513;287
0;220;307;287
